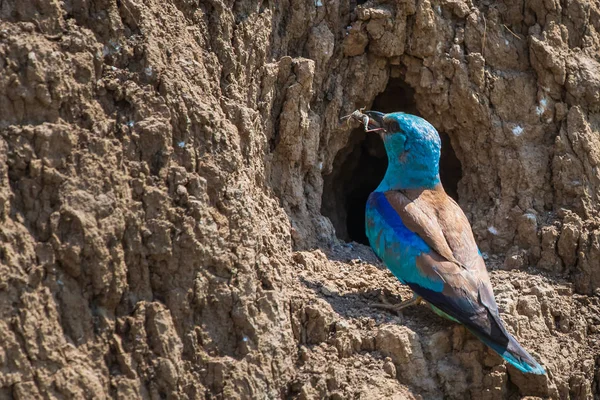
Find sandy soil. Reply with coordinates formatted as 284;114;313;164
0;0;599;398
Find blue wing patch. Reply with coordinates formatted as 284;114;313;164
365;192;444;293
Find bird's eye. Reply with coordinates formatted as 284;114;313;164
385;120;401;133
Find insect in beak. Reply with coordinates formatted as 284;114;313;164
341;109;386;134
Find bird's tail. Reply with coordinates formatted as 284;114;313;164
468;314;546;375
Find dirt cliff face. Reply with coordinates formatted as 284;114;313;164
0;0;599;398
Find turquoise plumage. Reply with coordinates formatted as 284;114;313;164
361;111;545;375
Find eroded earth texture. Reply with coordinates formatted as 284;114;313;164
0;0;599;398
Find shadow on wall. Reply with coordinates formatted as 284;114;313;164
321;78;462;245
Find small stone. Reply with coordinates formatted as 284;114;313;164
330;392;344;400
555;102;568;121
356;8;371;20
299;346;310;362
383;360;396;378
556;286;573;296
517;295;541;318
427;331;451;359
503;247;528;270
335;320;350;332
320;284;336;297
176;185;188;196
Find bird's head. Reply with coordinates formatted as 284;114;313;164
362;111;442;191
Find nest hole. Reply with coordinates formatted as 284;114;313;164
322;78;462;245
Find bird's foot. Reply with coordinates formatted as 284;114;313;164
371;294;422;316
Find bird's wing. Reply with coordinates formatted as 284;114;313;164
382;189;500;330
386;188;481;270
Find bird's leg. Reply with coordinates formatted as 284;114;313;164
371;293;422;315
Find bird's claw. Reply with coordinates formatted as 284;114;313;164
371;294;422;317
370;302;405;318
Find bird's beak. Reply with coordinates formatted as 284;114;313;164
363;111;386;133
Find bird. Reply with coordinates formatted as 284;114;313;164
355;110;545;375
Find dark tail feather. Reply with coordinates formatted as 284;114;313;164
468;313;546;375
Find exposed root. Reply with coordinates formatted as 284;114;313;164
503;24;523;40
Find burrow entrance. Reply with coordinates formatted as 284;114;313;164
321;78;462;245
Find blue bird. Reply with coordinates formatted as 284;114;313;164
355;110;545;375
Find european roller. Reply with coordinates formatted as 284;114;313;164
350;110;545;375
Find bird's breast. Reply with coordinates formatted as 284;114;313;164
365;192;439;289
